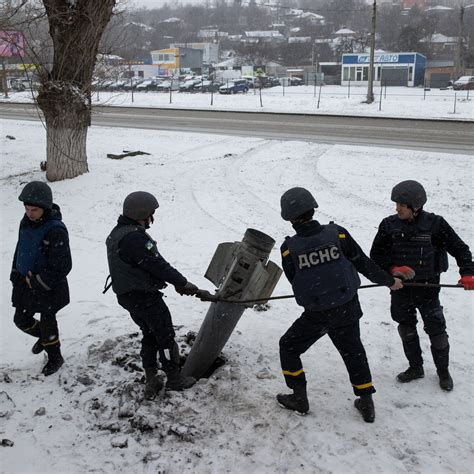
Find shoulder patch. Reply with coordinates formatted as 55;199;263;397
339;233;346;239
282;249;290;257
145;241;154;251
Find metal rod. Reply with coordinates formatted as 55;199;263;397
215;282;463;305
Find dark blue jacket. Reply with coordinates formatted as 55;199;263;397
286;224;361;311
11;204;72;313
281;220;394;311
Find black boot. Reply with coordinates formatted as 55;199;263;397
32;339;44;355
354;394;375;423
397;365;424;383
277;385;309;415
42;354;64;376
144;368;164;400
165;367;196;391
42;345;64;376
437;369;453;391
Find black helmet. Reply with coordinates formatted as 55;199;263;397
391;180;427;209
18;181;53;210
123;191;159;220
280;187;318;221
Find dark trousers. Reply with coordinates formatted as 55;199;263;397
118;294;177;371
279;296;375;396
13;308;60;352
391;281;449;370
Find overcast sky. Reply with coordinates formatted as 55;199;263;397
128;0;205;9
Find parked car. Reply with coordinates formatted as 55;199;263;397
156;80;179;92
452;76;474;90
242;76;256;88
219;79;249;94
280;76;304;86
179;79;201;92
136;79;158;92
10;78;39;91
194;80;221;93
123;77;144;90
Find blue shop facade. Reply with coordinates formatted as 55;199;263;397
341;52;426;87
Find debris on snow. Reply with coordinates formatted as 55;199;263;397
106;150;151;160
0;392;15;418
34;407;46;416
110;436;128;448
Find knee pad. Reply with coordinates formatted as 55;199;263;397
430;332;449;350
398;324;418;342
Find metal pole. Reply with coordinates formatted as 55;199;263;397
366;0;377;103
317;83;322;109
2;59;9;99
454;92;457;114
379;85;382;111
348;78;351;98
129;64;134;104
218;282;464;305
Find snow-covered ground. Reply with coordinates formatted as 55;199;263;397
2;84;473;121
0;119;473;473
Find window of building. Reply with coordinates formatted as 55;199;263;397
363;67;368;81
343;67;349;81
356;66;363;81
409;66;413;82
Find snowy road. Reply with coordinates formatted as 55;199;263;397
0;102;473;154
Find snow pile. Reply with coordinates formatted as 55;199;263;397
0;120;472;473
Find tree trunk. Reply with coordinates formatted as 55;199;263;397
45;119;88;182
35;0;116;181
37;82;90;181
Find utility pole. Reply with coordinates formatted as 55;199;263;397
366;0;377;104
2;59;9;99
454;5;465;79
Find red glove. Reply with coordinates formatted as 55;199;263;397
391;266;416;281
458;275;474;290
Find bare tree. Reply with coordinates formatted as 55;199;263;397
32;0;117;181
4;1;117;181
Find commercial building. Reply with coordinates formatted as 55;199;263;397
341;52;426;87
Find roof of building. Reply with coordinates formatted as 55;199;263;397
420;33;458;43
334;28;356;35
244;31;284;38
425;59;454;68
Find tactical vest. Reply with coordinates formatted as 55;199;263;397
385;212;448;280
286;224;361;311
16;219;66;276
106;225;163;295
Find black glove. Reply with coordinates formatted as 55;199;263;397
195;289;219;302
175;282;199;296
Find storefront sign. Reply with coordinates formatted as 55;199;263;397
358;54;399;64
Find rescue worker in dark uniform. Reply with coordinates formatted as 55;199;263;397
277;187;403;422
106;191;202;399
10;181;72;376
370;180;474;391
